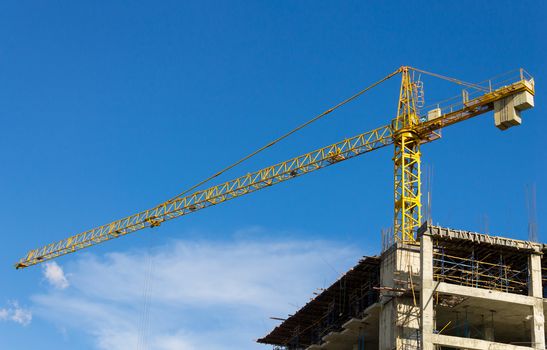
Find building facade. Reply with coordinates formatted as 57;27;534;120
258;224;546;350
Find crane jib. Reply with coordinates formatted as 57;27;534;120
16;124;394;268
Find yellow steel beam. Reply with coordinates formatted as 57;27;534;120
416;78;535;138
393;67;422;243
16;124;394;268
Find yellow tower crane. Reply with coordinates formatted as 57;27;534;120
15;66;535;269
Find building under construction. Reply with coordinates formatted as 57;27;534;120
258;223;546;350
13;66;539;350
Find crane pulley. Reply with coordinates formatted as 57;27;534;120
15;66;535;269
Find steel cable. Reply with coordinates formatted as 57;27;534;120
165;68;402;203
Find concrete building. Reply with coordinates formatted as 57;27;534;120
258;223;546;350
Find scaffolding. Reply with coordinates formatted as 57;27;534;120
306;279;379;348
432;246;529;295
258;257;380;349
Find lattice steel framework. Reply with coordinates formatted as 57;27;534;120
16;125;393;268
393;67;422;243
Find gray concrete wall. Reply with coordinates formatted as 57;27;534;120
379;243;421;350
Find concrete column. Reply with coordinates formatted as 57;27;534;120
420;233;434;350
483;311;495;341
529;254;543;297
528;253;545;349
484;326;494;341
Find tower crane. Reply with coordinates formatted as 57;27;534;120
15;66;535;269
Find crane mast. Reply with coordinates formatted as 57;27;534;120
393;67;422;243
15;67;535;269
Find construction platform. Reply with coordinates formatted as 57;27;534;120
258;223;546;350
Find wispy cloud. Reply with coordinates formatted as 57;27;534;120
32;229;360;349
0;300;32;326
42;261;69;289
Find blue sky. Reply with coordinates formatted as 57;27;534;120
0;1;545;349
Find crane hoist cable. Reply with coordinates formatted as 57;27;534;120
165;68;402;204
136;235;154;350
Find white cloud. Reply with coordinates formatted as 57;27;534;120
32;229;361;350
0;300;32;326
42;261;69;289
